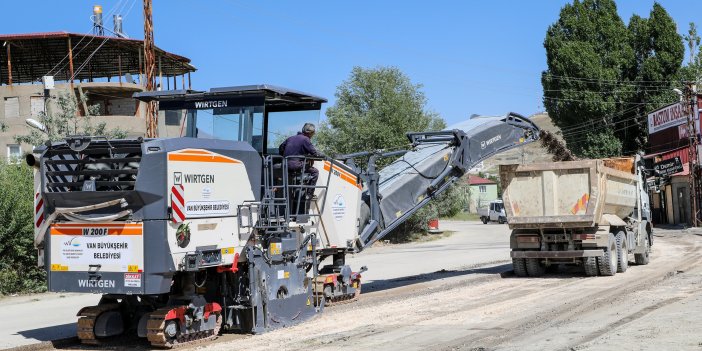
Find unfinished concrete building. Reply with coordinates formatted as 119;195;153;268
0;31;195;160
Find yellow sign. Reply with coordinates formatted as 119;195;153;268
128;265;139;272
50;264;68;271
270;243;282;255
221;247;235;255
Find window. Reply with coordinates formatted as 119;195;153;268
7;144;21;162
266;110;321;154
479;185;487;193
187;106;265;152
4;97;19;118
165;110;181;126
30;96;44;118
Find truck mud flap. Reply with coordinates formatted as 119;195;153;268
511;250;603;258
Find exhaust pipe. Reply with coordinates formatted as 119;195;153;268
26;153;40;168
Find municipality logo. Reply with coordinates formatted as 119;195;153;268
64;237;81;247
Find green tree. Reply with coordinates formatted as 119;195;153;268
623;4;684;152
0;161;45;294
680;22;702;83
542;1;683;158
318;66;465;240
542;0;633;158
317;66;445;163
15;91;127;147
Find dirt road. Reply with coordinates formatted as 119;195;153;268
5;221;702;351
199;224;702;351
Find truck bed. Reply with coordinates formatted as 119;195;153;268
499;159;637;229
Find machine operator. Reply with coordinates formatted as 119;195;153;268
279;123;324;194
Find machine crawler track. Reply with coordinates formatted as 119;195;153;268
76;303;121;345
146;307;222;349
316;281;362;307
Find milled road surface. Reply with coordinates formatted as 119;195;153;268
3;221;702;351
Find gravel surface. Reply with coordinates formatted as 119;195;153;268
5;222;702;351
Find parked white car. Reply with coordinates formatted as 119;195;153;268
477;200;507;224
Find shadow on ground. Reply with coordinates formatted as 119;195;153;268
16;323;76;343
362;262;595;294
362;263;513;293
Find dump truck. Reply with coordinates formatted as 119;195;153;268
500;157;652;277
29;85;540;347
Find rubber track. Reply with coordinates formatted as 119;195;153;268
76;303;120;345
146;306;222;349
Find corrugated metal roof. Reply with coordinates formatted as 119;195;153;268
0;31;194;84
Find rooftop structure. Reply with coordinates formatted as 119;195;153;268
0;31;196;160
0;31;194;86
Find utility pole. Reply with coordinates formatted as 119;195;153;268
684;82;699;226
143;0;157;138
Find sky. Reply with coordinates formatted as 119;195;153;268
3;1;702;126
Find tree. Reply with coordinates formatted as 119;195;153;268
623;3;684;152
317;66;445;163
15;91;127;147
680;22;702;83
542;0;633;158
318;66;465;239
542;1;684;158
0;161;45;294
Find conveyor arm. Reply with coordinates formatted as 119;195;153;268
344;112;540;251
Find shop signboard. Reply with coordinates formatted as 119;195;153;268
653;156;683;177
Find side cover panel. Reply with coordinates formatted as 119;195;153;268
165;148;255;268
315;161;362;249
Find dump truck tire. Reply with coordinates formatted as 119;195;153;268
526;258;545;277
512;258;527;277
615;231;628;273
583;257;598;276
598;233;617;276
481;217;488;224
635;235;650;265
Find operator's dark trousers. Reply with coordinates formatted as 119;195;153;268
288;160;319;194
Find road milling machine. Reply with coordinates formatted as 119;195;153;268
29;85;539;347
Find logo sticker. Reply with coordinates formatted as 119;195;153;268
331;194;346;221
174;172;182;185
176;223;191;248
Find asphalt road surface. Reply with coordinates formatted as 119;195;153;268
3;221;702;351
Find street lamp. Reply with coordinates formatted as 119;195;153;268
673;88;683;101
25;118;47;133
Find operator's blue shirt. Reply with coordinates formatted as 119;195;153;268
279;132;322;170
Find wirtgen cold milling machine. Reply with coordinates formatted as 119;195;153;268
28;85;539;347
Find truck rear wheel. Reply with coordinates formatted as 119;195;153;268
634;235;650;265
615;231;628;273
583;257;598;276
526;258;545;277
512;258;527;277
598;233;617;276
